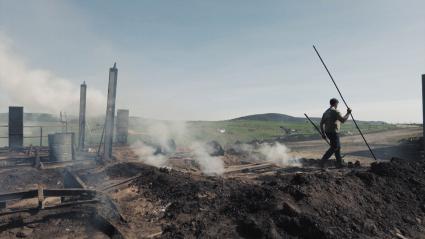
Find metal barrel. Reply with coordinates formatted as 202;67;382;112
8;106;23;149
48;133;75;162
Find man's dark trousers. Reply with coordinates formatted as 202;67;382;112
321;132;342;167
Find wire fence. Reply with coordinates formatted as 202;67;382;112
0;121;104;147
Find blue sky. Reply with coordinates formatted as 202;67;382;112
0;0;424;122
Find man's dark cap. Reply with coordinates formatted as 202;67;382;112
330;98;339;105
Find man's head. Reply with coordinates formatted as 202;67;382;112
330;98;339;108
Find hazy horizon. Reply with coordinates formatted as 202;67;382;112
0;0;424;123
0;111;407;124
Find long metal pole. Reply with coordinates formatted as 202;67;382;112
304;113;330;146
313;45;377;160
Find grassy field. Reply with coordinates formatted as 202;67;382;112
0;114;398;147
184;119;396;146
127;116;397;147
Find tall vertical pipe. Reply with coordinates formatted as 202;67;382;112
104;63;118;160
422;74;425;153
78;81;87;151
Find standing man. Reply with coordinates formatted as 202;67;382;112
320;98;352;168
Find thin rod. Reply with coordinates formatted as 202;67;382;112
304;113;330;146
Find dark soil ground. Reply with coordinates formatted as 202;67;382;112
0;135;423;238
100;154;425;239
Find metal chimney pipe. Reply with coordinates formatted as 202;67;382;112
422;74;425;153
104;63;118;160
78;81;87;151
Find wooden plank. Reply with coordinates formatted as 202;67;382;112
43;189;97;198
224;163;273;174
101;174;142;191
0;190;38;202
0;189;97;203
0;199;99;216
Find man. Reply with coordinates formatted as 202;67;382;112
320;98;352;168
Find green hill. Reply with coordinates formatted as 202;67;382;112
231;113;305;122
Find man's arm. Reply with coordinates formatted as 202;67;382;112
337;108;352;123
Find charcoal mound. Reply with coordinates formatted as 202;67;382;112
124;157;425;238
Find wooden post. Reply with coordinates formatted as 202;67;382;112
37;184;44;209
39;127;43;147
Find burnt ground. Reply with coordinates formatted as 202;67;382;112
0;210;111;239
0;167;62;193
0;133;423;238
98;155;425;239
86;136;425;238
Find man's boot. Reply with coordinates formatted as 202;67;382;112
335;159;345;168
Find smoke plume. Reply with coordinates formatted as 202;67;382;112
231;142;300;167
257;142;300;167
130;141;168;168
0;33;105;115
191;142;224;176
130;120;225;175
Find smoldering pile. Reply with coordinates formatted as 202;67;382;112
226;141;301;167
105;157;425;239
127;121;313;176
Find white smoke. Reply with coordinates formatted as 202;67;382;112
143;120;188;151
0;33;105;115
130;120;225;175
130;141;168;168
232;142;300;167
257;142;300;167
191;142;224;176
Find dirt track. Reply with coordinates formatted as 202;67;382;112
286;126;422;165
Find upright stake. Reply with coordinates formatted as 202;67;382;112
39;127;43;147
313;45;377;160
